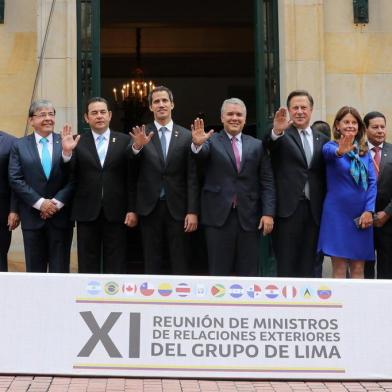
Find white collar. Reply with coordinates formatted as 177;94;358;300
368;141;384;150
92;128;110;141
34;132;53;144
155;120;173;132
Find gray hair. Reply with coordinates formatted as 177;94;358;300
28;99;56;117
221;98;247;117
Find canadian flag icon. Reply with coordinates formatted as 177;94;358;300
122;284;137;295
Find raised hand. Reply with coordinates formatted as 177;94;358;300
273;107;291;135
191;118;214;147
337;133;355;156
129;125;153;150
61;124;80;156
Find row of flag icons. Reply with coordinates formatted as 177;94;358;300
86;281;332;300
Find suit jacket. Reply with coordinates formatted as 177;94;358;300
8;132;73;230
133;123;199;221
194;130;275;231
265;126;329;224
376;142;392;216
0;131;18;223
70;130;133;222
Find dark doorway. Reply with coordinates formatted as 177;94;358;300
100;0;256;134
77;0;280;275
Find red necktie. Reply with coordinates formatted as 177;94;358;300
372;146;381;177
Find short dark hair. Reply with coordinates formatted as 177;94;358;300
363;111;386;127
85;97;110;114
286;90;314;108
312;120;331;139
148;86;174;106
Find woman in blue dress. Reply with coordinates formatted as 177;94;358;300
318;106;376;278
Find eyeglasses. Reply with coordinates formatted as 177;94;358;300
32;112;56;118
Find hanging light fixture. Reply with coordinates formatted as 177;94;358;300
113;27;155;104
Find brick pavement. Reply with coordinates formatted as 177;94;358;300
1;377;392;392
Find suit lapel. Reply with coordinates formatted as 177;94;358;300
85;131;102;168
166;125;180;166
220;131;238;172
0;132;4;150
379;142;392;176
103;131;116;168
149;125;165;165
28;133;47;179
50;133;61;179
239;134;249;173
311;128;323;167
287;127;307;165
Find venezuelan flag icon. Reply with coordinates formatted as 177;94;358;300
158;283;173;297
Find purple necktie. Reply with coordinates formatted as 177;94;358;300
231;136;241;172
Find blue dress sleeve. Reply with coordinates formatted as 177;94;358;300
322;141;340;161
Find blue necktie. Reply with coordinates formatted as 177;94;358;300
39;137;51;179
159;127;168;199
160;127;167;160
96;135;106;166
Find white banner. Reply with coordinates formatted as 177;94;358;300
0;272;390;379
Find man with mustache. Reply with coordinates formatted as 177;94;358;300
363;111;392;279
62;97;135;274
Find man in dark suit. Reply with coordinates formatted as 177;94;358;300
191;98;275;276
8;100;73;272
0;131;19;271
265;90;328;277
62;97;135;274
130;86;199;275
363;111;392;279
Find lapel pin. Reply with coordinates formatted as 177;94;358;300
113;137;116;142
174;131;179;137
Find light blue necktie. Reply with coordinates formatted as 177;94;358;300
96;135;106;166
39;137;51;179
160;127;167;160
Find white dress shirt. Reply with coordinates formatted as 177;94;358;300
33;131;64;211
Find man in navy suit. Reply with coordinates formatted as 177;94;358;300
130;86;199;274
8;99;73;272
62;97;135;274
0;131;19;271
265;90;328;277
191;98;275;276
